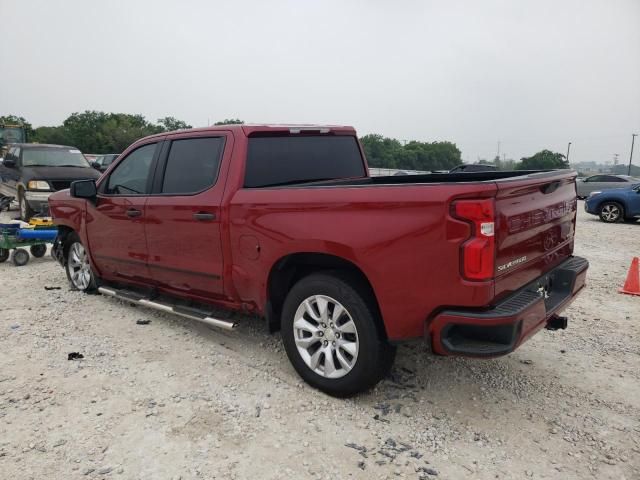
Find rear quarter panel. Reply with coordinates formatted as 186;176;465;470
228;182;497;340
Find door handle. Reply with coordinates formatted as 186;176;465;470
126;208;142;218
193;212;216;221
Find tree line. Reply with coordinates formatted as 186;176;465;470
361;134;568;171
2;112;568;170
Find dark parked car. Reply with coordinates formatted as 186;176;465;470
91;154;120;172
584;183;640;223
0;143;100;220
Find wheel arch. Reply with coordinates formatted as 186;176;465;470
53;225;75;265
265;252;387;338
598;199;626;217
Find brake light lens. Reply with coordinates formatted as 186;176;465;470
453;199;495;280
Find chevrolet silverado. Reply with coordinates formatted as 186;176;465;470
49;125;588;396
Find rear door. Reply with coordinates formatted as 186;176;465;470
86;141;160;283
493;171;578;298
600;175;629;191
144;132;231;299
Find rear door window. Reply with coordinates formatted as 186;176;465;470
160;137;225;194
244;135;365;188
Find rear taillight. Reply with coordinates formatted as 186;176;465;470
453;199;495;281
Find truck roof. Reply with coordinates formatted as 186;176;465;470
144;124;357;141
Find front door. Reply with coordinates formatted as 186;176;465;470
86;141;160;284
0;147;20;198
144;133;230;300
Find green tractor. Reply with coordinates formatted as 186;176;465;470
0;124;27;157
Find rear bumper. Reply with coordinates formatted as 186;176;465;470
430;256;589;357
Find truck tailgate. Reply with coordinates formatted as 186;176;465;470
493;170;578;300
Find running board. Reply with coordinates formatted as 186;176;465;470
98;287;237;331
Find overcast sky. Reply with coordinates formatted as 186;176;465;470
1;0;639;164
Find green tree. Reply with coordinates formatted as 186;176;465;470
157;116;192;132
32;126;72;146
359;134;403;168
517;150;568;170
360;134;461;171
26;111;193;152
213;118;244;125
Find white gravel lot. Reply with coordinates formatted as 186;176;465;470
0;203;638;480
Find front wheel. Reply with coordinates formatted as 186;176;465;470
0;248;9;263
18;192;34;221
599;202;624;223
12;249;30;267
65;234;97;292
281;272;395;397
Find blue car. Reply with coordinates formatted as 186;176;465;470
584;183;640;223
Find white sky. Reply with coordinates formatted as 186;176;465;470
1;0;639;164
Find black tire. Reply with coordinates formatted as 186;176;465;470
30;244;47;258
599;202;624;223
0;248;9;263
281;272;395;397
12;249;30;267
64;232;97;292
18;191;34;221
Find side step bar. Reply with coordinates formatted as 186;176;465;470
98;287;237;331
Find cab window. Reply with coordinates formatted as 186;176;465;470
105;143;157;195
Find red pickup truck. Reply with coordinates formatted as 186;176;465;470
49;125;588;396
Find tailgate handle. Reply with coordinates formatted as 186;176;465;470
540;181;560;194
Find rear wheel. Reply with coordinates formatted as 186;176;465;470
30;244;47;258
65;234;97;292
599;202;624;223
281;272;395;397
0;248;9;263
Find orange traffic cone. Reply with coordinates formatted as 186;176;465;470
620;257;640;296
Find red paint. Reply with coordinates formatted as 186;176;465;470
49;125;587;352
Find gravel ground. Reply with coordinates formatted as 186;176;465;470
0;203;638;480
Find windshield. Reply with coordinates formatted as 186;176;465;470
22;147;90;168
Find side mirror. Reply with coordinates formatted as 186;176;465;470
70;179;97;199
3;158;16;168
91;161;101;170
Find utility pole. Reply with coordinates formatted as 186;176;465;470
566;142;572;163
629;134;638;176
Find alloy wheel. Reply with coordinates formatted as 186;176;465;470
20;196;28;219
68;242;92;290
601;204;620;222
293;295;359;379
